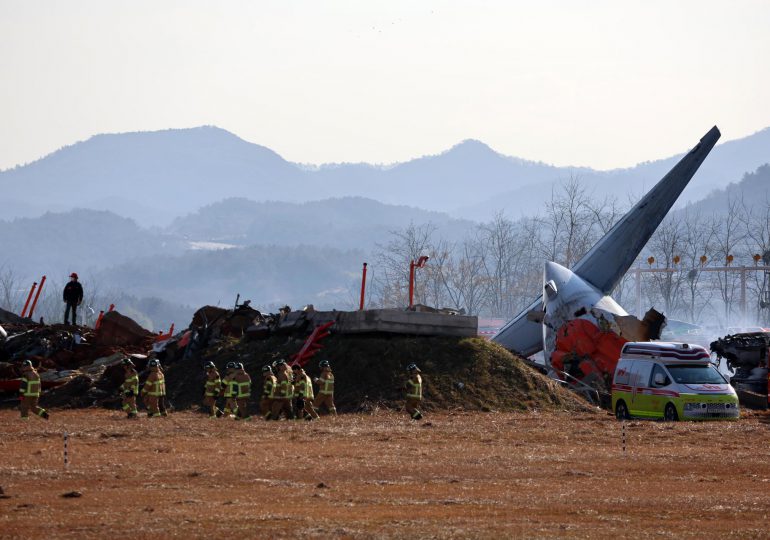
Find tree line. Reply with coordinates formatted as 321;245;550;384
366;177;770;328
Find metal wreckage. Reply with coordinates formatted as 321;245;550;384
493;127;728;405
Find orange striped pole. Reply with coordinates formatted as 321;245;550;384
20;282;37;318
28;275;46;319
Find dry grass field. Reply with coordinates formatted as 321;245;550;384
1;409;770;539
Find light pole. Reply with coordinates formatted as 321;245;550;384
408;256;429;309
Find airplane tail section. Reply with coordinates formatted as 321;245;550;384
492;126;721;357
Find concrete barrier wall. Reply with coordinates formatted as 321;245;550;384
305;309;478;338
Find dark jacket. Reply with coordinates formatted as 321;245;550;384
63;281;83;304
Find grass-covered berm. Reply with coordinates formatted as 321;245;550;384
164;336;593;413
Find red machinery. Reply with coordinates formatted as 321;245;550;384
291;322;334;367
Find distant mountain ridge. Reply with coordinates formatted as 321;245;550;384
2;125;768;225
169;196;475;248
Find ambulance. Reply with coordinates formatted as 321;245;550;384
611;342;740;421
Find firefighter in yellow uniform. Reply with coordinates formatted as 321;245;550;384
404;363;423;420
157;361;169;417
221;362;239;418
313;360;337;416
18;360;49;420
203;361;222;418
141;359;166;417
234;362;252;420
269;359;294;420
120;358;139;419
260;365;277;420
292;364;320;420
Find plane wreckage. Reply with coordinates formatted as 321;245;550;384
493;126;721;399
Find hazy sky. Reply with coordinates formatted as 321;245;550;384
1;0;768;170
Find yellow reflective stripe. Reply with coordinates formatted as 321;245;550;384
264;379;276;398
236;381;251;397
122;375;139;392
406;380;422;399
223;379;238;397
144;378;166;396
320;376;334;395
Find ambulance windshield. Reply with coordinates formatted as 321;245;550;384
666;364;726;385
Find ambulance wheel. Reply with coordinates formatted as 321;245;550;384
664;403;679;421
615;400;630;420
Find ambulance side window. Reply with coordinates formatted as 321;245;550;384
650;364;670;387
614;361;633;385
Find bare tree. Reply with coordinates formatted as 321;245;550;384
710;197;745;325
645;215;687;315
371;222;437;308
0;265;25;314
436;237;489;315
738;197;770;324
679;211;716;324
478;213;518;317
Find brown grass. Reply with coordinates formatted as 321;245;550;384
1;409;770;539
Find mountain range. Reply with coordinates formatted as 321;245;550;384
3;125;769;226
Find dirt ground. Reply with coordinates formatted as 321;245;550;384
1;409;769;539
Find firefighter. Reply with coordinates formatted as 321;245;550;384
221;362;239;418
234;362;252;420
157;360;169;417
260;365;277;420
18;360;49;420
292;364;319;420
404;363;423;420
269;359;294;420
141;359;166;417
120;358;139;419
312;360;336;416
284;360;296;417
203;361;222;418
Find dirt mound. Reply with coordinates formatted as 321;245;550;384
165;335;593;413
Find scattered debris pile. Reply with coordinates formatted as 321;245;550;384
711;332;770;409
1;302;592;414
0;312;155;408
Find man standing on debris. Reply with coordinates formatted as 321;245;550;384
269;359;294;420
141;359;166;417
312;360;337;416
202;361;222;418
18;360;49;420
120;359;139;419
234;362;252;420
62;272;84;326
292;364;319;420
260;365;277;420
404;363;424;420
221;362;239;418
